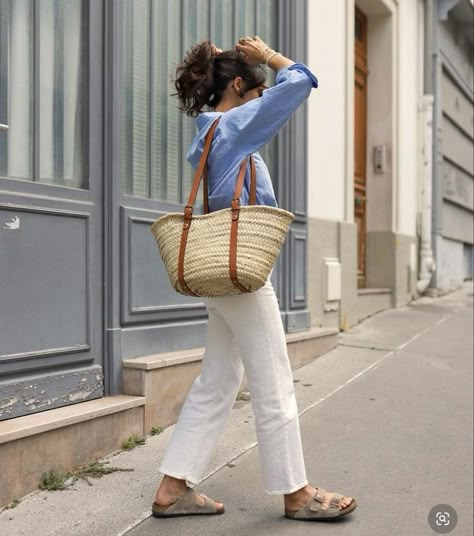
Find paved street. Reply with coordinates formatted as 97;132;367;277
127;283;473;536
1;282;472;536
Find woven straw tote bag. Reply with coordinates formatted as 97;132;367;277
150;117;295;298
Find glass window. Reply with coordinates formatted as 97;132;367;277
118;0;277;203
0;0;89;188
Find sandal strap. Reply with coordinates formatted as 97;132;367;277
329;493;345;508
164;488;219;515
313;488;328;504
309;488;343;513
199;493;222;509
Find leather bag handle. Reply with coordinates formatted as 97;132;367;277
178;117;257;296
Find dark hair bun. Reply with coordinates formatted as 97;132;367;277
173;40;266;117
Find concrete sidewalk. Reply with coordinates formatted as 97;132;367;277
1;282;472;536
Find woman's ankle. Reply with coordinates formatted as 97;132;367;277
284;485;313;499
159;475;187;494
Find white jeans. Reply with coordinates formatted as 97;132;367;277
159;273;308;495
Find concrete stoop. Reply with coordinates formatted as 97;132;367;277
122;326;339;434
0;395;145;508
0;327;337;509
355;287;392;323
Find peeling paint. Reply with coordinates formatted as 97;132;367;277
0;397;19;409
0;366;104;421
2;215;20;229
68;390;93;402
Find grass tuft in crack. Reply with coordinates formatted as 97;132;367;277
71;460;134;486
39;460;134;490
3;498;21;510
121;434;146;450
39;469;69;491
150;426;163;436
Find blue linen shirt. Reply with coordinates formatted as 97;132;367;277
186;63;318;213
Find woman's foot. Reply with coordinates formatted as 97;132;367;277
284;484;354;512
155;475;224;510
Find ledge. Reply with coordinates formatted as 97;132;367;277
0;394;145;444
123;348;204;371
358;287;392;295
123;327;338;371
285;326;338;343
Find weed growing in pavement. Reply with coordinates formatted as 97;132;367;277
39;469;69;491
39;460;134;491
3;498;20;509
121;434;146;450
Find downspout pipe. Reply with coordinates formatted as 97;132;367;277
417;0;437;294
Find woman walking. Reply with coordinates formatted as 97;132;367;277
152;36;358;522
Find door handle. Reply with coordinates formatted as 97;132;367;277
0;124;9;131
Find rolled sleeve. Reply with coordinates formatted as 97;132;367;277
284;63;319;88
220;63;319;155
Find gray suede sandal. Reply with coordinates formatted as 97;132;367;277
152;488;225;518
285;487;357;521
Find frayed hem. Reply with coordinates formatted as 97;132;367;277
264;480;309;495
158;468;200;487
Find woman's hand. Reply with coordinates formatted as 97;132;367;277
235;35;274;65
209;43;222;56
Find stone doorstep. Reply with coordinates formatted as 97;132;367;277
357;287;392;295
0;395;146;509
0;394;145;445
122;326;338;433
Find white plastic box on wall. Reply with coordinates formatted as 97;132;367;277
324;258;341;311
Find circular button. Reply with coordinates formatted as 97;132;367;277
428;504;458;533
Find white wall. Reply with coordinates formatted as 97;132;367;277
307;0;421;240
397;0;420;237
307;0;348;222
366;13;393;232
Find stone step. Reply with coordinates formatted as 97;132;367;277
0;394;145;508
356;287;393;322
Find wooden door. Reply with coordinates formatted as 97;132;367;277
354;6;368;289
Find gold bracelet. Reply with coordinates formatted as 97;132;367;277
263;48;276;63
265;51;281;66
261;47;271;63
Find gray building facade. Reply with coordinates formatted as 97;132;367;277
429;0;474;292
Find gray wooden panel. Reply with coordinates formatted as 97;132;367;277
121;321;207;360
439;18;474;91
0;365;103;421
442;115;474;175
0;204;89;358
442;159;474;210
120;206;206;326
289;229;307;305
441;70;474;139
442;200;474;244
276;0;310;332
292;103;308;218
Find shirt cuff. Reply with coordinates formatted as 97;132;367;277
275;63;318;89
287;63;319;88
